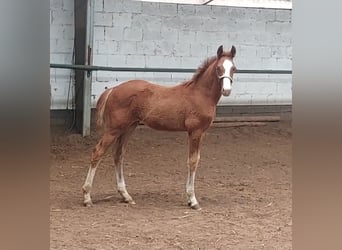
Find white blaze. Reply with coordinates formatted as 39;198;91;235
221;59;234;96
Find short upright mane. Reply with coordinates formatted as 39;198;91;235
191;52;232;82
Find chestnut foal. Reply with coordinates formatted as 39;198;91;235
82;45;237;210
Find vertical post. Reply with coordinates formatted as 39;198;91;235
74;0;93;136
83;0;94;136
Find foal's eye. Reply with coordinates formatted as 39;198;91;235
232;67;236;72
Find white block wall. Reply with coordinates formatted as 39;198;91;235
50;0;292;109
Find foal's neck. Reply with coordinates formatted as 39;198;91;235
196;62;222;105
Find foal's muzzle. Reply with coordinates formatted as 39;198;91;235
220;76;233;96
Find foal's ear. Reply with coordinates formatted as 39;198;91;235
231;45;236;58
217;45;224;58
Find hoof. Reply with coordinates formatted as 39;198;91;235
190;203;201;210
84;200;93;207
126;199;136;205
122;198;136;205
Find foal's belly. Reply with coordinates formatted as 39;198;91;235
141;111;187;131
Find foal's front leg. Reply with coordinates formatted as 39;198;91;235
186;131;203;210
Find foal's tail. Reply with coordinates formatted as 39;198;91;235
96;88;113;130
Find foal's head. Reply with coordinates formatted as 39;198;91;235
216;45;237;96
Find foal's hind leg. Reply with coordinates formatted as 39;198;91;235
82;131;118;207
186;130;204;210
112;124;137;204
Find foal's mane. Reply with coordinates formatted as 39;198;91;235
184;51;232;86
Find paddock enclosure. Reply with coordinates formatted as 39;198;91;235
50;0;292;249
51;122;291;249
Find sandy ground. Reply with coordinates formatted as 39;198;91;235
50;121;292;250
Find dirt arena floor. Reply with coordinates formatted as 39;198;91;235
50;121;292;250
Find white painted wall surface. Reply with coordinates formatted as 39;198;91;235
50;0;292;109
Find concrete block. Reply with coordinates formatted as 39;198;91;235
271;46;288;58
162;16;181;29
107;54;126;67
181;56;202;68
196;31;223;44
113;12;132;27
266;93;283;104
132;14;157;29
94;27;105;40
97;40;118;54
136;41;157;55
173;43;190;57
258;8;276;21
247;82;278;94
51;0;63;10
94;12;113;27
50;68;56;82
276;9;291;22
55;39;74;53
202;17;234;32
135;72;155;81
266;21;291;34
261;57;278;69
230;93;252;105
142;2;160;15
62;0;73;11
159;3;177;16
206;45;221;57
249;8;275;21
275;58;292;69
234;56;262;70
125;55;146;67
195;5;211;16
255;33;281;46
177;4;195;15
256;46;272;58
50;25;64;39
286;46;292;59
171;72;192;82
123;27;143;41
145;55;182;68
160;26;178;42
235;32;258;46
251;21;266;31
118;41;137;55
50;53;72;64
95;70;116;82
153;41;173;56
105;27;124;41
152;72;173;84
63;25;74;40
190;43;208;58
179;16;206;31
55;68;72;80
95;0;104;12
143;29;162;41
178;30;196;43
114;72;138;83
51;9;73;25
211;5;232;17
93;54;108;66
104;0;142;13
276;82;292;95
